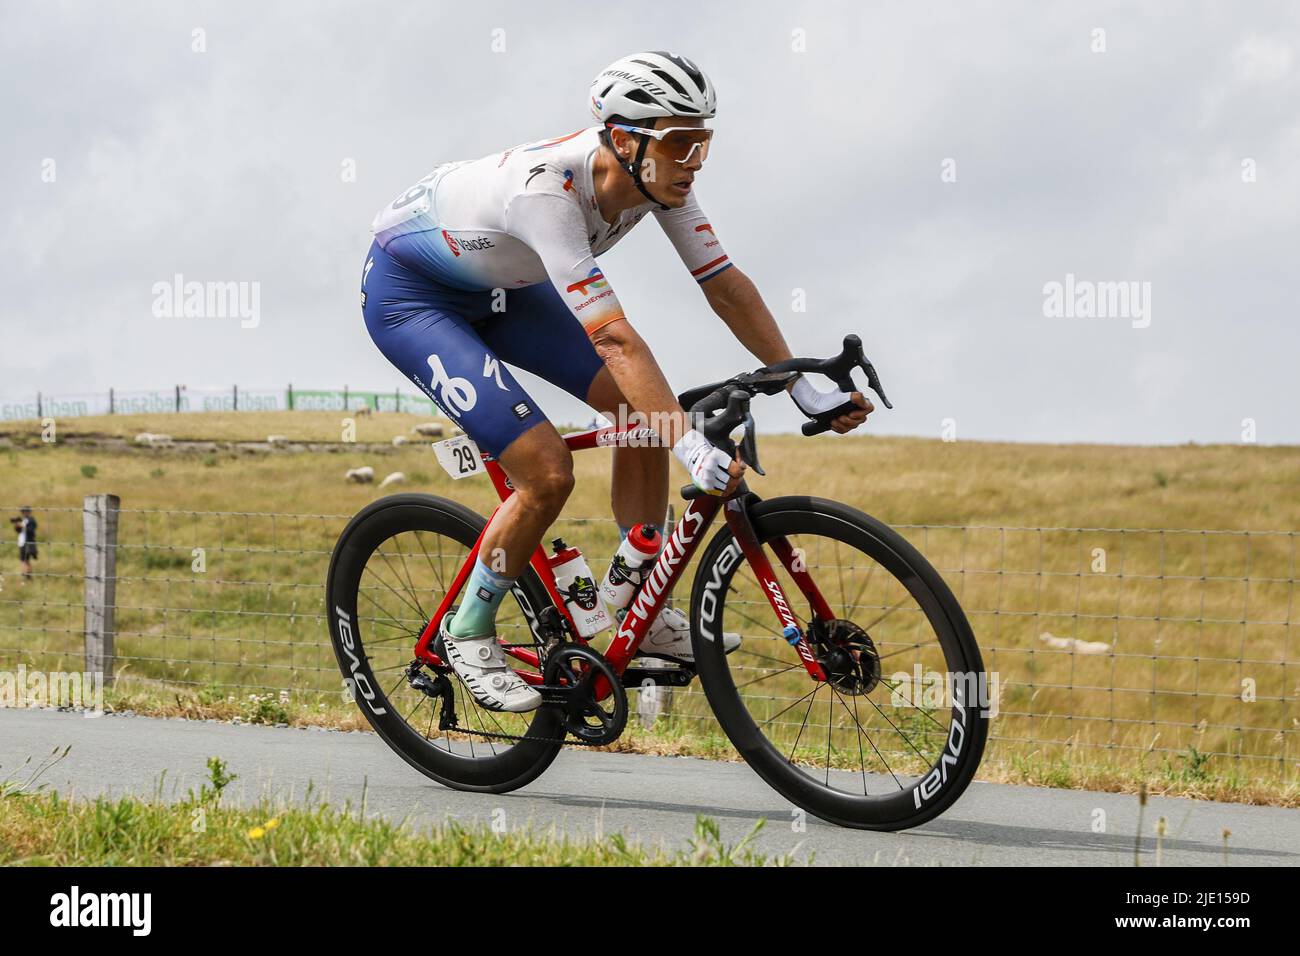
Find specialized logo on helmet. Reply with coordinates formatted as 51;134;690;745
598;69;670;97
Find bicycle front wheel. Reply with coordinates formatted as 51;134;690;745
689;496;988;830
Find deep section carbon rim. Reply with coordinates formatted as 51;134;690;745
691;498;987;828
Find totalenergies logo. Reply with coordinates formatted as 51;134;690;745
566;267;608;297
562;169;575;191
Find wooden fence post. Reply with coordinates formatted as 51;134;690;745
83;494;121;685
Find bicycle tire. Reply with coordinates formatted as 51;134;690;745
326;493;564;793
689;495;989;830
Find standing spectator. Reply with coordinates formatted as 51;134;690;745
10;506;37;583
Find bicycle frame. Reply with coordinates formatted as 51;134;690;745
412;422;833;689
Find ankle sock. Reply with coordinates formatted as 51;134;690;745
448;558;516;639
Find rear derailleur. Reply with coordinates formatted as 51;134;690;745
407;607;630;746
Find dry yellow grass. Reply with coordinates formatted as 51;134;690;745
2;412;1297;800
0;410;452;445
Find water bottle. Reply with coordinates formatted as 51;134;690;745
548;538;612;637
601;523;663;613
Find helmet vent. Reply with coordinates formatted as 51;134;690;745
651;69;691;98
624;89;654;105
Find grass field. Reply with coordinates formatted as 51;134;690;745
1;411;1298;804
0;754;791;866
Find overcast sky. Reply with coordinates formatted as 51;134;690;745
2;1;1297;444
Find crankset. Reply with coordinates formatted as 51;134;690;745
808;618;882;695
539;644;628;745
405;643;629;746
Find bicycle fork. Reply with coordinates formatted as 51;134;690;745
723;495;832;683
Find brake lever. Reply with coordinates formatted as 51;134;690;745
861;360;892;410
827;335;893;410
738;412;763;476
681;389;761;499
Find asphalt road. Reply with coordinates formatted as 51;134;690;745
2;709;1296;865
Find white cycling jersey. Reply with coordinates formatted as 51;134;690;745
371;127;732;334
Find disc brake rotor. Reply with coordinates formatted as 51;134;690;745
811;618;882;695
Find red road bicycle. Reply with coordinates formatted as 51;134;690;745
327;336;989;830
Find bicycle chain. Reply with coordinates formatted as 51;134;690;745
418;645;686;748
417;626;693;747
417;646;611;748
444;720;605;747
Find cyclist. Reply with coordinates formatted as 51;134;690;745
363;51;871;712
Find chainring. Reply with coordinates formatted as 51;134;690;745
542;644;628;745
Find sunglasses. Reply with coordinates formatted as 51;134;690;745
606;123;713;164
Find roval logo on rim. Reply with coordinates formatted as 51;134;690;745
913;681;967;808
698;540;742;637
335;607;387;715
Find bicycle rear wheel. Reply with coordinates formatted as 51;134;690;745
690;496;988;830
326;493;564;793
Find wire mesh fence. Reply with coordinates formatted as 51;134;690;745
0;500;1294;780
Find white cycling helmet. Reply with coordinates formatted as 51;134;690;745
589;51;717;122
